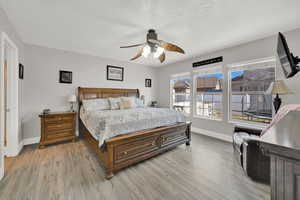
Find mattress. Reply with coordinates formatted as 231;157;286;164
80;107;186;148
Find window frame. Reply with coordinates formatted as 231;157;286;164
192;65;224;121
170;72;192;117
227;57;276;128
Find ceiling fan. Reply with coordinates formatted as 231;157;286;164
120;29;185;63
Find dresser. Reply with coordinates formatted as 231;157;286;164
260;111;300;200
39;112;76;148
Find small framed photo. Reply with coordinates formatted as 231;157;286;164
19;63;24;79
59;70;72;84
107;65;124;81
145;79;152;87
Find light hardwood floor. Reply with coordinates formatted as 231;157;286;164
0;133;270;200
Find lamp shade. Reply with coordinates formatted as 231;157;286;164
68;95;77;103
267;80;290;95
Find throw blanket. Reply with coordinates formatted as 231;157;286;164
80;107;186;150
261;104;300;136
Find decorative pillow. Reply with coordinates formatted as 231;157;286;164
82;98;110;111
135;98;145;108
121;97;136;108
119;100;132;109
108;97;121;110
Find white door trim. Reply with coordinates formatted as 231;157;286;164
0;32;20;181
0;33;4;181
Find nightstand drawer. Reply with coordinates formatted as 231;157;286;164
44;115;74;123
46;121;73;132
46;130;73;140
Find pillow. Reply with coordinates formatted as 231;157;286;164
135;98;145;108
121;97;137;108
108;97;121;110
119;100;132;109
82;98;110;111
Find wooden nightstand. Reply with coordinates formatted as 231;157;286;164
39;111;76;148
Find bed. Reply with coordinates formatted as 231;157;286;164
78;87;191;179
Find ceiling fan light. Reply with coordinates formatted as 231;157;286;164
142;45;151;58
153;46;164;58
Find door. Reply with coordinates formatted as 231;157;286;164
0;32;19;180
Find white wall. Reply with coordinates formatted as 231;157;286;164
0;5;25;175
2;1;300;143
21;44;158;140
156;28;300;137
0;6;25;136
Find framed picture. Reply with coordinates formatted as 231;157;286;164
107;65;124;81
19;63;24;79
145;79;152;87
59;70;72;84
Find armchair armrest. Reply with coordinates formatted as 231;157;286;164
234;126;262;136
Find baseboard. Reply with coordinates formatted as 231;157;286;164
191;126;232;143
17;141;24;155
4;141;24;157
0;167;3;181
23;137;40;145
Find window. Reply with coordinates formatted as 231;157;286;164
194;67;223;119
170;75;191;115
229;59;275;124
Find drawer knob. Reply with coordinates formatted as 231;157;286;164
123;151;128;155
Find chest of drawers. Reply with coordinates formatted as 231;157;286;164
39;112;76;148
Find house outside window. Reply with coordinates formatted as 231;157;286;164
194;66;223;120
229;59;276;124
170;75;191;115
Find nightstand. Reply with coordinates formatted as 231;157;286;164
39;111;76;148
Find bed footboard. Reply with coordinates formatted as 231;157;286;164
80;120;191;179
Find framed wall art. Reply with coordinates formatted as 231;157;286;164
107;65;124;81
19;63;24;79
145;79;152;87
59;70;73;84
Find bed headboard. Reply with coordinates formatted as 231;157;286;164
78;87;139;105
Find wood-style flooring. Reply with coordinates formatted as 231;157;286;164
0;133;270;200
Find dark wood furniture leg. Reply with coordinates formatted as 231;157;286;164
186;123;191;146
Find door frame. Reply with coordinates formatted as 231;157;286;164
0;32;19;180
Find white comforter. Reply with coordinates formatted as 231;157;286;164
80;107;186;149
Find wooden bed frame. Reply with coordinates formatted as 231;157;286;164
78;87;191;179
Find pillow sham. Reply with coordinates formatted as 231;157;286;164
82;98;110;111
121;97;137;108
119;100;132;109
135;98;145;108
108;97;121;110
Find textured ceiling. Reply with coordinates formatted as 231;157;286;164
1;0;300;67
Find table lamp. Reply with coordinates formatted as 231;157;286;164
267;80;290;113
140;95;145;104
68;95;77;112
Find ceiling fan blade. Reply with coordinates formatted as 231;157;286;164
130;48;143;61
120;43;146;48
159;52;166;63
160;41;185;54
